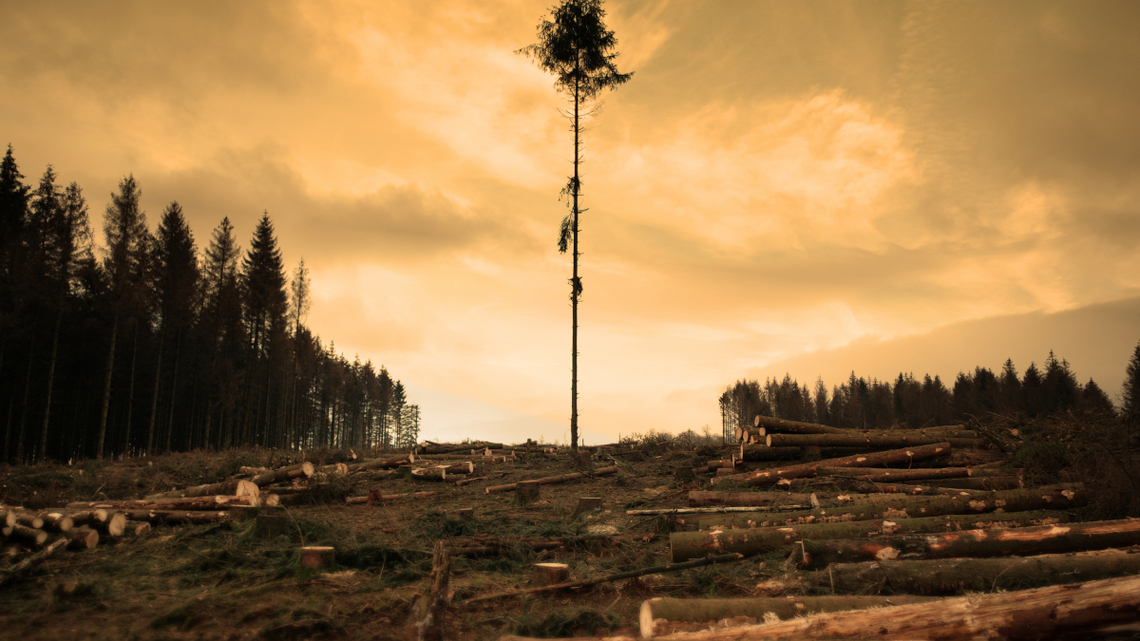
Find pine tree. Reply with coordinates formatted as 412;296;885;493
518;0;632;451
241;212;288;447
1124;340;1140;425
201;217;245;449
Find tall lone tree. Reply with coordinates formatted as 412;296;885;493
518;0;632;450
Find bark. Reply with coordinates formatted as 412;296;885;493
640;595;938;638
416;442;502;455
15;513;43;529
624;574;1140;641
67;495;257;510
65;509;109;526
345;491;436;505
124;520;151;536
92;512;127;537
146;324;165;453
346;454;415;472
59;527;99;549
4;523;47;546
628;506;812;516
38;512;73;532
251;461;314;487
38;308;62;462
146;479;259;500
922;476;1023;491
532;563;570;586
739;445;883;462
805;550;1140;595
766;433;986;449
677;484;1084;530
796;517;1140;570
464;553;744;605
485;465;617;494
300;546;335;570
411;541;451;641
713;443;952;487
671;510;1071;561
815;467;976;482
754;415;847;434
122;509;230;524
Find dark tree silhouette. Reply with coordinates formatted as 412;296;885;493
1124;340;1140;425
518;0;632;450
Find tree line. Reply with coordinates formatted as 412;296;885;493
720;343;1140;435
0;144;419;463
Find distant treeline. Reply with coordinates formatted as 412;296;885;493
0;144;418;463
721;344;1140;433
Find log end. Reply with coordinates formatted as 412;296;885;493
532;562;569;586
300;546;336;570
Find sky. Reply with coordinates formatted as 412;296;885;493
2;0;1139;445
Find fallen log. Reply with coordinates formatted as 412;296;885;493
15;512;44;529
417;442;503;455
677;484;1084;530
124;520;152;536
345;491;436;505
815;466;978;482
464;552;744;604
251;461;315;487
67;495;258;511
754;415;847;435
122;510;231;524
0;538;67;587
37;512;74;532
346;454;415;473
766;433;986;449
92;512;127;537
630;574;1140;640
921;476;1023;491
146;479;260;500
712;443;952;487
57;527;99;549
0;510;15;527
65;509;109;526
737;445;804;461
4;523;47;546
627;506;812;516
670;509;1071;562
485;465;618;494
640;595;938;638
411;541;452;641
795;517;1140;569
804;549;1140;595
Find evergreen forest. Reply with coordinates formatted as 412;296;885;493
0;144;419;463
721;349;1138;435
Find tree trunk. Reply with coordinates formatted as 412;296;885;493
713;442;952;487
250;461;315;487
164;329;182;452
670;509;1072;562
38;308;63;463
67;495;257;511
146;324;165;454
640;595;938;638
677;484;1084;530
145;479;259;500
753;415;847;434
121;509;230;524
411;541;451;641
484;465;617;494
120;323;140;456
767;433;986;449
804;550;1140;596
629;574;1140;640
569;75;580;453
795;517;1140;570
346;454;415;472
815;466;979;482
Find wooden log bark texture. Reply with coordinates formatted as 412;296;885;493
713;443;952;487
485;466;618;494
640;595;938;638
796;517;1140;570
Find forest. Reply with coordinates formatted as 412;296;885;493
0;144;419;464
720;348;1129;435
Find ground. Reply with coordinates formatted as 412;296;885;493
0;444;774;640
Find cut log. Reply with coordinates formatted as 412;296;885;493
5;523;48;546
464;552;744;604
677;484;1085;530
67;495;257;511
485;465;618;494
124;520;152;536
60;527;99;549
816;466;975;482
738;445;804;461
345;491;436;505
754;415;847;434
767;433;986;449
347;454;415;472
712;443;952;487
417;442;502;455
300;546;335;570
670;509;1072;562
690;491;818;508
637;574;1140;640
146;479;260;500
805;550;1140;595
630;505;813;517
251;461;315;487
795;517;1140;569
454;476;488;487
411;467;449;481
93;512;127;537
0;510;16;527
65;509;109;526
122;510;230;524
38;512;74;532
640;595;938;638
920;476;1023;491
317;462;349;477
532;563;570;586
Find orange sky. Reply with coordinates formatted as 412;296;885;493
3;0;1139;444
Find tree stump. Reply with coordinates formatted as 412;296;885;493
455;508;474;521
411;541;451;641
516;481;541;504
570;496;603;519
300;546;335;570
575;450;594;470
256;513;290;539
532;563;570;586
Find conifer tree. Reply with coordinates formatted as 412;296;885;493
1124;340;1140;425
519;0;632;450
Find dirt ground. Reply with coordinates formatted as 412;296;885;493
0;444;774;640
